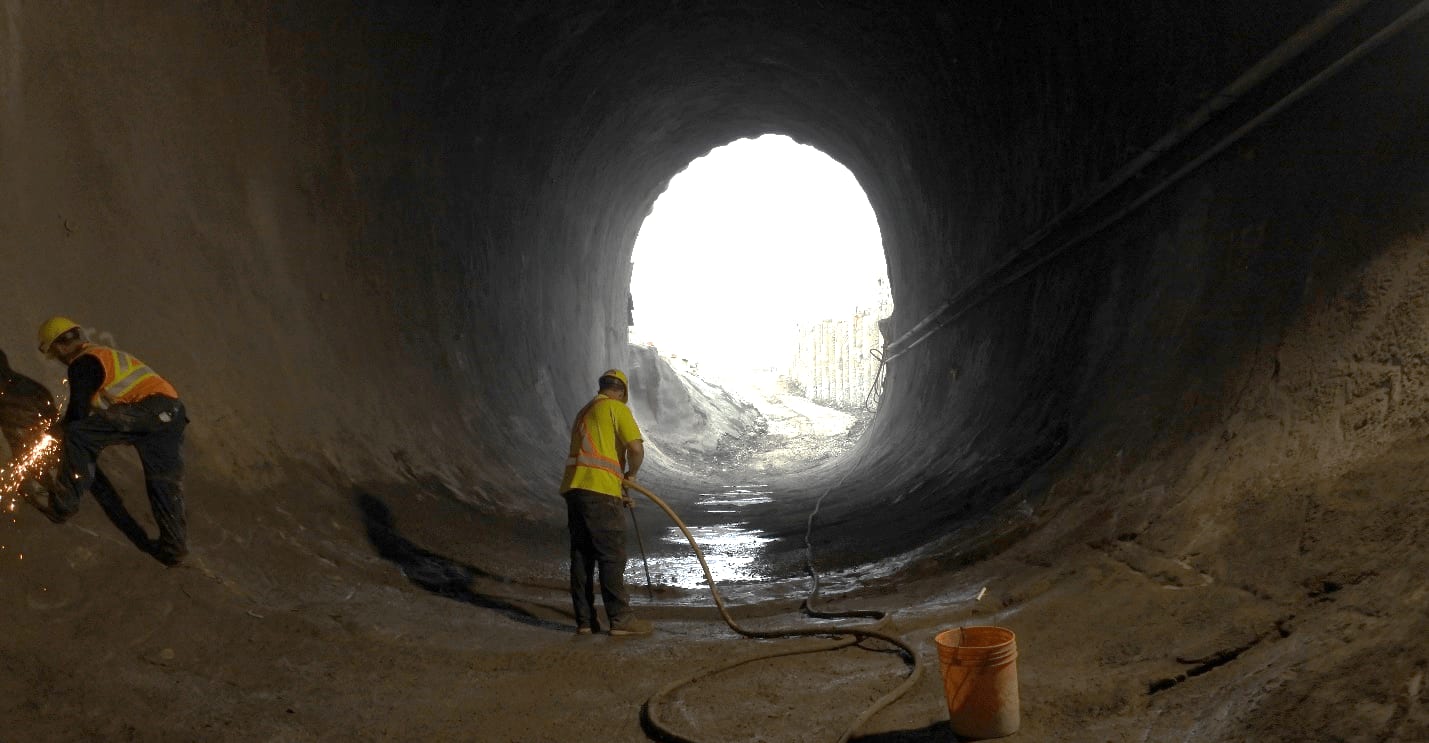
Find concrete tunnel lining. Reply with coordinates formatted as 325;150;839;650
3;1;1429;740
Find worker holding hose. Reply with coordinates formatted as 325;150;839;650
560;368;653;636
34;317;190;566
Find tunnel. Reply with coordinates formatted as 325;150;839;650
2;1;1428;740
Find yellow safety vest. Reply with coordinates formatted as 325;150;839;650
79;344;179;409
561;395;642;498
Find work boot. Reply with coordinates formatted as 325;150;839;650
575;625;594;635
152;541;188;567
609;617;654;636
20;482;69;524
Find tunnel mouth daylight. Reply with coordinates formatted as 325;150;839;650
624;134;893;479
613;133;902;597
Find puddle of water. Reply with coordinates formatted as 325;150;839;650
633;484;776;591
642;523;773;590
696;485;771;506
628;483;953;609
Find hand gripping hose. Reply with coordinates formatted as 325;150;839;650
623;478;922;743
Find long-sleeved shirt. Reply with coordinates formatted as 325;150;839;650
63;355;105;424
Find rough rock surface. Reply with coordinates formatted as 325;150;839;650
1;2;1427;741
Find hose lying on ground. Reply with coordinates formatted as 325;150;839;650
624;478;922;743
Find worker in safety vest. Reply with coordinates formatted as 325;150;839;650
36;317;190;566
559;368;653;636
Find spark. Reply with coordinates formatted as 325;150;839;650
0;422;60;514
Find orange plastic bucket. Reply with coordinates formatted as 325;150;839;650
933;626;1019;738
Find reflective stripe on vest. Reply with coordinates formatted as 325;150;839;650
566;396;624;477
80;345;177;408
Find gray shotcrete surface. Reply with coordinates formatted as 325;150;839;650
2;2;1428;741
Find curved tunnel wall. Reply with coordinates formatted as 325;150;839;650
2;1;1427;573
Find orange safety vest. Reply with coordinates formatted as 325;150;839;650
78;344;179;408
565;396;626;478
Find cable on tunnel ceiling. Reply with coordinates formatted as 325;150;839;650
861;347;886;413
880;0;1419;364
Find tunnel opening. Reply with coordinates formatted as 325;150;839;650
621;134;895;596
627;134;892;481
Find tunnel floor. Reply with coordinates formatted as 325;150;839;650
6;386;1428;740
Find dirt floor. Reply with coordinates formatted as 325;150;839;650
4;321;1429;742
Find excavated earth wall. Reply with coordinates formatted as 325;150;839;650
2;1;1427;740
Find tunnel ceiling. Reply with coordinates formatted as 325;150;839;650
379;0;1422;525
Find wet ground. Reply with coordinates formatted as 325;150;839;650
631;371;874;605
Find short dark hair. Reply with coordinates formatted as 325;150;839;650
598;375;626;391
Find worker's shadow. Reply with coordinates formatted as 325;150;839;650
354;490;566;631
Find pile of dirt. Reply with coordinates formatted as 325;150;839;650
627;344;768;468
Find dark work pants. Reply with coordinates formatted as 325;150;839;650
564;489;631;629
55;396;188;553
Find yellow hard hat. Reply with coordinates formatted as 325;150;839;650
37;316;80;353
599;369;629;389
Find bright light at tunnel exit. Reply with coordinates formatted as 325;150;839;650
629;134;891;382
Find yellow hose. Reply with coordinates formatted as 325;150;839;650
623;477;923;743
